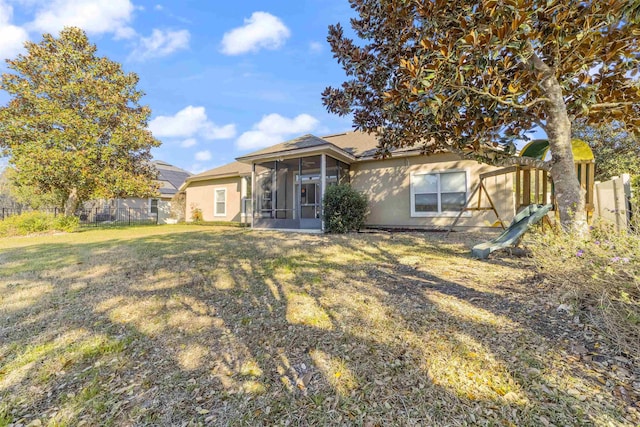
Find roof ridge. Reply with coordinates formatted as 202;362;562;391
321;131;349;138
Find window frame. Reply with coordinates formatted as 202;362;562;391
410;169;471;217
241;175;252;217
149;198;159;215
214;188;227;217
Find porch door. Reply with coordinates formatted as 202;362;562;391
298;177;322;229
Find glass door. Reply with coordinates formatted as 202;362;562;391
300;181;320;219
296;173;322;229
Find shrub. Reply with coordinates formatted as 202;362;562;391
190;204;203;222
0;212;79;237
323;184;368;233
14;211;52;235
52;215;79;232
530;225;639;360
0;217;18;237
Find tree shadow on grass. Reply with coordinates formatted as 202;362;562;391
0;228;634;425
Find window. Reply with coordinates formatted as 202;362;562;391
410;170;468;216
241;176;252;216
149;198;159;214
243;176;252;199
214;188;226;216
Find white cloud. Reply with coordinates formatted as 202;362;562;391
237;113;319;150
154;4;163;11
221;11;290;55
28;0;136;39
195;150;211;161
190;163;206;174
149;106;236;141
236;131;283;151
309;41;323;53
201;123;236;140
130;28;189;60
0;2;29;60
180;138;197;148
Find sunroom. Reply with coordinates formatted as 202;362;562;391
236;135;354;231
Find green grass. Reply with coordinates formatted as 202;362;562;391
0;225;637;426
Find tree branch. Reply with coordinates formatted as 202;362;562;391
589;101;638;109
449;147;551;171
534;119;548;132
497;155;551;171
449;84;550;109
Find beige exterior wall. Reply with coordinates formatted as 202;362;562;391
117;197;172;223
350;154;515;229
84;197;170;223
185;177;243;222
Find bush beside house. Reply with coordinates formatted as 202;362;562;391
323;184;368;233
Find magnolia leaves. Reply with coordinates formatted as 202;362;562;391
323;0;640;155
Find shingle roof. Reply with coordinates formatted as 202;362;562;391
234;131;418;162
183;161;252;184
236;134;334;160
152;160;192;196
181;131;428;191
321;131;380;157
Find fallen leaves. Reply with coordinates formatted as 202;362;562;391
0;227;638;425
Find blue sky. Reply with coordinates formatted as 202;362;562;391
0;0;360;173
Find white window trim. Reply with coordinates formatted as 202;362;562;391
214;188;227;217
410;169;472;217
241;176;250;217
148;198;159;215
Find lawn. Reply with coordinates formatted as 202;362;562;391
0;225;637;426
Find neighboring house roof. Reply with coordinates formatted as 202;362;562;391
180;161;252;190
153;160;192;197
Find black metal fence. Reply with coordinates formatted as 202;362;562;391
77;208;158;226
0;207;158;226
0;207;60;220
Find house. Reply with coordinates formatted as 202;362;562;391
181;161;252;223
86;160;192;224
181;131;516;231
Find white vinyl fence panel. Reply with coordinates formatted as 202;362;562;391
593;174;632;232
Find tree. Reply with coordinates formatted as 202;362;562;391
0;167;59;209
322;0;640;233
0;27;160;216
572;120;640;181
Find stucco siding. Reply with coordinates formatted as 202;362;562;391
185;177;243;222
116;197;172;223
350;154;515;229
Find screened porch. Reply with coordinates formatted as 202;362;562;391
252;154;350;230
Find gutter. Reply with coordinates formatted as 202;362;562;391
179;171;250;191
236;143;357;164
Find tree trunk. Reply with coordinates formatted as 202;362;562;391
64;188;79;216
529;54;587;235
